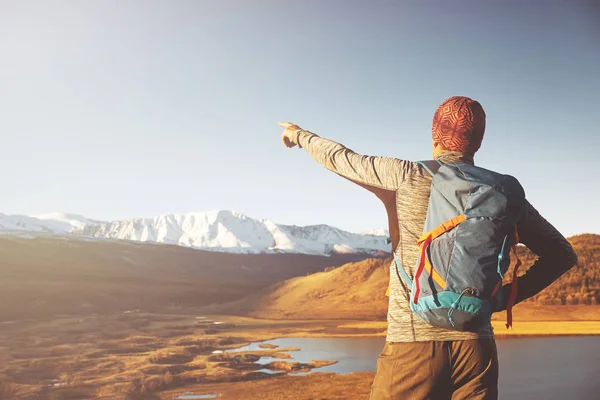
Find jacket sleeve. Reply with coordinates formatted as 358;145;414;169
295;130;410;191
501;200;578;307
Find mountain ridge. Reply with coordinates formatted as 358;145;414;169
0;210;388;256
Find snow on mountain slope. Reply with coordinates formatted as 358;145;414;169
0;214;69;234
276;224;386;255
0;213;102;236
73;210;389;255
360;228;389;237
0;210;389;255
31;213;102;231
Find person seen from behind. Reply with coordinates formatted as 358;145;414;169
279;96;578;399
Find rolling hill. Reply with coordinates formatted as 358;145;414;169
0;235;372;321
206;257;392;320
215;234;600;320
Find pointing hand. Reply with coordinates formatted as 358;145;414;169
279;122;302;148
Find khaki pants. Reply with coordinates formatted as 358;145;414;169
369;340;498;400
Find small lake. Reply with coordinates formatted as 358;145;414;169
232;337;384;374
232;336;600;400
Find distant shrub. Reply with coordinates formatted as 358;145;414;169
149;348;194;364
566;294;579;305
174;337;218;349
538;295;556;305
139;376;162;392
162;371;173;385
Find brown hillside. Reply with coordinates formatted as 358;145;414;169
0;236;368;321
517;233;600;305
220;234;600;320
211;257;391;320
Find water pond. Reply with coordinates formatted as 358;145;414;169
232;336;600;399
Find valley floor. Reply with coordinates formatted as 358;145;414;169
160;371;375;400
0;306;598;399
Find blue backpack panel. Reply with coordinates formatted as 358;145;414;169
394;160;526;331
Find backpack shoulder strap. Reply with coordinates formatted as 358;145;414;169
416;160;443;176
393;252;412;287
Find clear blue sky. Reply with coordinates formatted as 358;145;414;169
1;0;598;237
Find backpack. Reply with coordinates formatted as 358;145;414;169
392;159;526;331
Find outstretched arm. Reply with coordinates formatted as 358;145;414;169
279;122;409;191
500;200;578;307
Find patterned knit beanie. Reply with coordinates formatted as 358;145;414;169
432;96;486;154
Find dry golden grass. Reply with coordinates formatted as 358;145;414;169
336;317;600;337
492;321;600;336
215;257;391;320
0;312;389;398
1;310;599;399
159;372;375;400
0;235;366;321
337;321;388;330
216;234;600;323
492;304;600;321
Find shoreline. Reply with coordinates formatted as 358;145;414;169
158;319;600;399
233;319;600;339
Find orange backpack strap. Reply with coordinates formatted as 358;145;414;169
491;279;502;297
418;214;466;243
413;214;466;304
413;234;433;304
425;257;447;289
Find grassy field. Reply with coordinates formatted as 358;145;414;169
0;306;598;399
0;312;390;399
159;371;375;400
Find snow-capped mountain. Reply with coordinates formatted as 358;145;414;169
0;211;389;256
0;213;102;238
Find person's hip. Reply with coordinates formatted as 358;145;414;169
370;339;498;400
